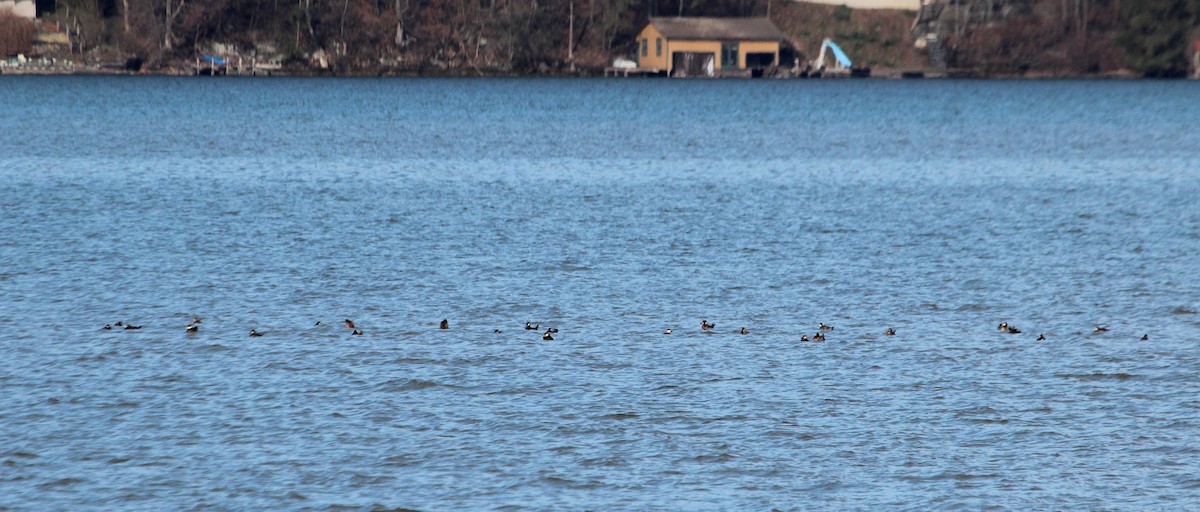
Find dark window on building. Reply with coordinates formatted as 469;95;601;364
721;42;739;68
656;38;662;57
642;39;648;57
746;52;775;68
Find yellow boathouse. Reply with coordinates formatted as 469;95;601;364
635;17;784;77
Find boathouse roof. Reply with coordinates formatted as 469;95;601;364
646;17;785;42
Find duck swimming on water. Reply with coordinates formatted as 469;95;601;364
542;332;554;341
1094;325;1109;333
1037;334;1046;341
249;329;263;337
884;328;896;336
819;323;834;331
740;327;749;335
701;320;715;331
439;319;449;330
664;328;672;335
813;332;826;342
344;319;356;329
351;329;363;336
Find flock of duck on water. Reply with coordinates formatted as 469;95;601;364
100;317;1149;342
993;322;1148;341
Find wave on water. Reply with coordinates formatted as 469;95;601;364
319;505;421;512
1055;372;1138;381
374;378;460;392
592;412;639;421
904;472;1002;482
37;478;85;490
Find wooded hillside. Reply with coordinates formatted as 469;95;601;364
7;0;1200;76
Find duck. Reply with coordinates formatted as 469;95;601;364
542;332;554;341
344;319;356;329
998;322;1008;331
494;329;503;334
103;324;112;330
439;319;450;330
800;335;809;342
1007;325;1021;334
546;327;559;334
186;324;199;333
700;320;715;330
114;321;124;327
1140;334;1148;341
884;328;896;336
351;329;363;336
525;322;538;331
314;321;322;326
813;332;826;342
663;328;672;335
191;316;203;324
1037;334;1046;341
124;324;142;330
1093;325;1109;333
249;329;263;337
819;323;834;331
739;327;749;335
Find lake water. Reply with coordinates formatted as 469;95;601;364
1;77;1199;510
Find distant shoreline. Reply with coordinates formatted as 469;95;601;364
0;66;1154;79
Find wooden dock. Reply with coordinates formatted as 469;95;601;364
603;67;664;77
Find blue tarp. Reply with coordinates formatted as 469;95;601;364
201;54;226;65
824;41;852;68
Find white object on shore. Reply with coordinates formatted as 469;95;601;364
612;58;637;70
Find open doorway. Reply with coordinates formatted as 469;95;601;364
671;52;715;77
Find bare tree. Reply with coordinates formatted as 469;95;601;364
163;0;187;50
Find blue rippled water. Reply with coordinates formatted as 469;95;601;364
1;77;1199;510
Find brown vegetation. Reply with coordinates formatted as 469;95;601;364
46;0;747;73
941;0;1125;75
773;2;925;71
20;0;1200;76
0;10;36;57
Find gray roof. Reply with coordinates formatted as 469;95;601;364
648;17;784;41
